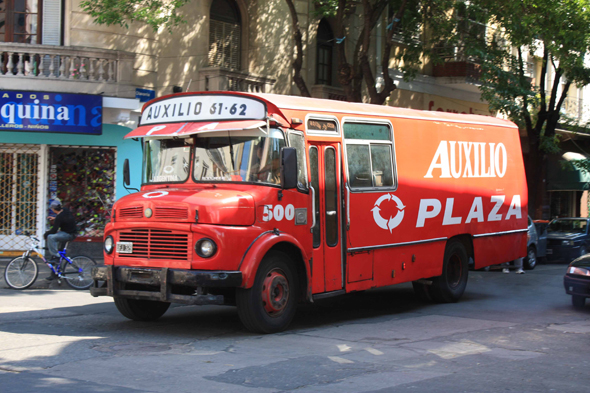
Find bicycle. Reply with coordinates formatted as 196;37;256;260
3;235;97;290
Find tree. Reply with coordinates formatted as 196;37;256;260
80;0;189;32
464;0;590;217
314;0;456;104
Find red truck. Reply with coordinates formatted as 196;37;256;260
91;92;528;333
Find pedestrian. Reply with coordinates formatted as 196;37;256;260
43;199;77;280
503;257;525;274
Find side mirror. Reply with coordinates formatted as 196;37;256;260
123;159;130;186
280;147;298;189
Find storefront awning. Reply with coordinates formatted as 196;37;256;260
547;152;590;191
125;120;268;139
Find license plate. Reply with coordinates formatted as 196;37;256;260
547;249;553;255
116;242;133;254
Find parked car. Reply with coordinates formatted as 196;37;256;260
478;215;545;271
546;218;590;263
523;215;546;269
563;254;590;308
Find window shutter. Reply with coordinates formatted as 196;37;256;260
42;0;62;45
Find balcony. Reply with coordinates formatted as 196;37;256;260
0;43;136;98
198;67;275;93
432;60;482;93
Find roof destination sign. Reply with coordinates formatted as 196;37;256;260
140;95;267;126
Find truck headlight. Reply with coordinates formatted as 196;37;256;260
562;240;574;246
195;238;217;258
104;236;114;254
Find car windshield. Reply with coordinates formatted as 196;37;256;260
144;139;191;183
548;219;588;234
193;128;286;185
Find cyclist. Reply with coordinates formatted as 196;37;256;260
43;199;77;280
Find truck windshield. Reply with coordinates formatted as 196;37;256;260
144;139;192;183
193;128;286;185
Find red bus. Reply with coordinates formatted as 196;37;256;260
91;92;528;333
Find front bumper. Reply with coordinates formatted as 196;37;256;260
546;245;581;262
91;265;242;305
564;274;590;298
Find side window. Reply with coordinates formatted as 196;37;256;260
344;122;396;190
287;131;309;190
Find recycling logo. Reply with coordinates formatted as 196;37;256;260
371;194;405;233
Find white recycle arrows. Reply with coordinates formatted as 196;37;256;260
371;194;405;233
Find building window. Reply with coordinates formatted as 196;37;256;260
0;0;43;44
209;0;241;70
316;18;333;86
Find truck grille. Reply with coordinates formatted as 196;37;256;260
155;207;188;220
119;207;143;219
118;229;189;260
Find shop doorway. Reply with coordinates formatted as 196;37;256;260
48;146;116;240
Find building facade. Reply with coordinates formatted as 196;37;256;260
3;0;589;255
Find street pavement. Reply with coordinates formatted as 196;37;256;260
0;262;589;392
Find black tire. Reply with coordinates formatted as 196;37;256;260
524;246;537;270
429;241;469;303
236;251;299;333
412;281;432;302
114;297;171;321
572;295;586;308
4;257;38;289
63;256;97;290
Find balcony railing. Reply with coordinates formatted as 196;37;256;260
199;67;275;93
0;43;134;83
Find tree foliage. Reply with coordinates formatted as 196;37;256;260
312;0;457;104
80;0;190;32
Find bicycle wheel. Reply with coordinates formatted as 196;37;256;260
63;256;96;290
4;257;39;289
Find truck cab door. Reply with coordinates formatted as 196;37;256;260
309;143;343;293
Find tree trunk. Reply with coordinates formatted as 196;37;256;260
285;0;311;97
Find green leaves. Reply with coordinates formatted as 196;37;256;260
80;0;190;32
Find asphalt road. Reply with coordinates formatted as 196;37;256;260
0;262;589;393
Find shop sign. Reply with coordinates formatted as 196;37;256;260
136;88;156;103
0;91;102;135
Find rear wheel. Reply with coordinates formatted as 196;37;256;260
114;297;171;321
4;257;38;289
572;295;586;308
429;241;469;303
63;256;97;290
412;281;432;302
523;246;537;270
236;251;299;333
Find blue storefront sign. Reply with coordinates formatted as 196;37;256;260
136;88;155;103
0;90;102;135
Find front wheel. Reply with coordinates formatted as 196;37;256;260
114;297;171;321
429;241;469;303
4;257;38;289
572;295;586;308
236;251;299;333
524;246;537;270
63;256;97;290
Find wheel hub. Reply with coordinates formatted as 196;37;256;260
261;270;290;316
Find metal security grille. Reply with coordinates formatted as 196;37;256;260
0;144;41;252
